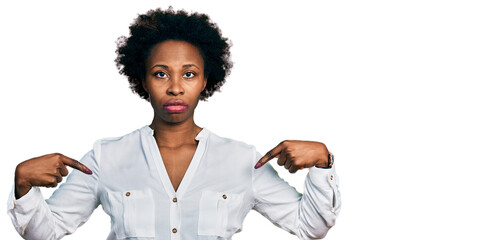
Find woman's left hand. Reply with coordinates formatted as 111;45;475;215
254;140;331;173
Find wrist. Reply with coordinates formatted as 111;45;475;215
14;182;32;200
14;166;32;199
315;152;334;169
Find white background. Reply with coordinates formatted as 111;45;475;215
1;0;480;239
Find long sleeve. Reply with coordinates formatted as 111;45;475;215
7;150;100;240
252;152;341;240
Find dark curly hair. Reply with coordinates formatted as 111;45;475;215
115;7;233;101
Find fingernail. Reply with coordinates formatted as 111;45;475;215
254;162;261;169
86;169;93;175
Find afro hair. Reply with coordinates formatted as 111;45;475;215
115;7;233;101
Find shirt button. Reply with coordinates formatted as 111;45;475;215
222;194;227;199
330;175;334;181
172;228;177;233
125;192;131;197
172;197;177;203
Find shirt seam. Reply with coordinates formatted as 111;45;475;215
251;148;259;207
91;141;101;205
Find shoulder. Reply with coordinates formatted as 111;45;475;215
204;129;257;157
206;129;255;149
92;126;147;153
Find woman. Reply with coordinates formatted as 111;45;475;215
8;7;340;240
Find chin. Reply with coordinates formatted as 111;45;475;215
160;113;190;124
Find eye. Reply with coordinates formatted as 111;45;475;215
184;72;195;78
154;71;167;78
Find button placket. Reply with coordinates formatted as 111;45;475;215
327;172;339;212
170;195;181;239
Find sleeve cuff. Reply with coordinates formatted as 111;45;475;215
306;165;341;216
7;184;45;236
308;165;338;189
7;184;44;213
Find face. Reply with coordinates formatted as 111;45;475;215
143;40;207;125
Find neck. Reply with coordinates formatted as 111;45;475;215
149;117;202;148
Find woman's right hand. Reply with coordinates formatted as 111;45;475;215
14;153;92;199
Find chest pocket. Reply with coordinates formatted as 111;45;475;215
108;189;155;239
198;190;245;238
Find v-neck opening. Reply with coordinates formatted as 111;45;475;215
141;126;208;199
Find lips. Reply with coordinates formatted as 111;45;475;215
163;99;188;113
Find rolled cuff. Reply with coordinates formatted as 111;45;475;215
308;165;338;189
307;165;341;216
7;185;44;235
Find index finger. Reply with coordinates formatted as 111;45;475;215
254;143;283;169
60;155;93;175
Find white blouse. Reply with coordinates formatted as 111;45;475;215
7;126;341;240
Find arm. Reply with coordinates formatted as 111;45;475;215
252;142;341;239
7;150;100;240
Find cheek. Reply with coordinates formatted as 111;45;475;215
147;81;166;96
187;81;205;93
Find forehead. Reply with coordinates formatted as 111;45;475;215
146;40;204;67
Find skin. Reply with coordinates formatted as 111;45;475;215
255;140;332;173
15;153;92;199
14;40;331;199
143;40;207;191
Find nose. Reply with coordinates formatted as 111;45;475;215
167;76;184;96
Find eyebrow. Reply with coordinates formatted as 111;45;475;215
182;64;200;70
150;64;200;70
151;64;168;70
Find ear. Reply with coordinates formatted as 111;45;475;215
202;77;207;91
142;79;148;92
